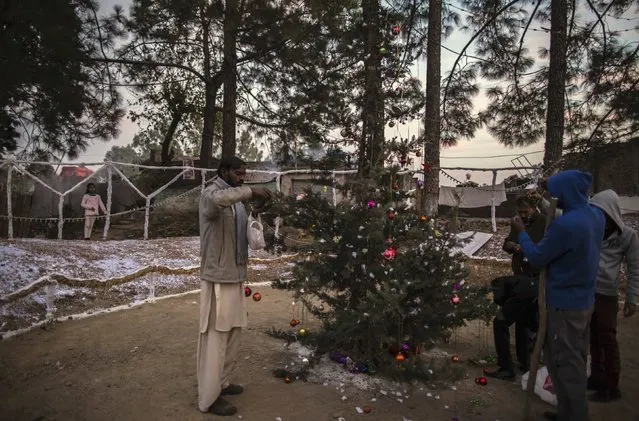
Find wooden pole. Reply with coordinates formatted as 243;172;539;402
103;164;113;240
6;164;13;239
523;197;557;420
490;170;497;233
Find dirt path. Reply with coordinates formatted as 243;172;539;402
1;287;638;421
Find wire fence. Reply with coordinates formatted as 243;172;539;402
0;158;545;240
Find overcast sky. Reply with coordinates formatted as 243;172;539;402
76;0;637;186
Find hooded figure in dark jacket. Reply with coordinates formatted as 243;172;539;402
512;170;605;421
586;190;639;402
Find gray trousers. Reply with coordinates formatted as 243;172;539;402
545;307;593;421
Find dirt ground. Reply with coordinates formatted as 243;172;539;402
1;285;638;421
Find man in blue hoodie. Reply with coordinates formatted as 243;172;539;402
511;170;605;421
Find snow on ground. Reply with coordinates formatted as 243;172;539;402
0;237;296;330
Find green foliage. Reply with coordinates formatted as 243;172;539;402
270;171;495;372
453;0;639;150
0;0;123;160
237;130;263;162
104;144;147;178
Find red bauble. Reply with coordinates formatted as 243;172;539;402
450;294;461;305
451;355;460;363
388;211;396;220
416;150;422;157
290;319;300;327
395;353;405;362
475;376;488;386
383;248;397;261
391;25;401;36
244;286;252;297
252;292;262;302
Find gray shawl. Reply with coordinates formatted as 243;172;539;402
216;177;249;266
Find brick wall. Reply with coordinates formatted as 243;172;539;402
564;138;639;196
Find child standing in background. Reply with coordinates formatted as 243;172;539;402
81;183;106;240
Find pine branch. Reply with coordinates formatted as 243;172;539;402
441;0;523;121
513;0;542;100
86;57;207;82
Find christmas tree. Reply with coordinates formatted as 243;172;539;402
269;168;495;376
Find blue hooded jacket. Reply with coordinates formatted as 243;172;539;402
518;170;605;310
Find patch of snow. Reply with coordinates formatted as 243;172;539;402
249;264;269;271
93;257;142;276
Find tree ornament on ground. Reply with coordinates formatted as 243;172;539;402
451;355;461;363
391;25;401;36
475;377;488;386
450;294;461;305
244;286;252;297
298;328;307;336
290;319;300;327
388;210;395;220
252;292;262;302
395;353;405;362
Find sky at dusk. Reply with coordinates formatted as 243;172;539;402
72;0;638;186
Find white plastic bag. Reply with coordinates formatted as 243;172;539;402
247;214;266;250
521;366;557;406
521;356;591;407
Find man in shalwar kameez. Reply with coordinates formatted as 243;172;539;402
197;156;272;416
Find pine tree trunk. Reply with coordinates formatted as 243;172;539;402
421;0;442;216
160;112;183;164
543;0;568;169
222;0;239;160
200;82;219;169
358;0;384;178
199;8;215;169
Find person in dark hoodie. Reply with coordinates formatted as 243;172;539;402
587;190;639;402
511;170;605;421
486;196;546;380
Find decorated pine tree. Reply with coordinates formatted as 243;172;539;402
270;169;495;376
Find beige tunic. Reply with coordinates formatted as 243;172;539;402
213;282;248;331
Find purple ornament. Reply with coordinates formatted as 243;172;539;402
330;352;347;364
453;282;462;291
401;343;410;352
354;362;368;373
416;179;424;187
367;200;376;209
